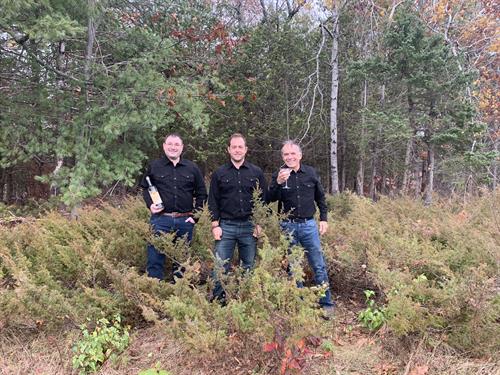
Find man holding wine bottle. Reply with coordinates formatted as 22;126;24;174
141;133;207;281
269;140;335;317
208;133;267;303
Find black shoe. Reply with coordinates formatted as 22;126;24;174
321;306;335;320
210;292;227;307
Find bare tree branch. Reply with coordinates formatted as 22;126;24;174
1;46;83;83
285;0;303;19
259;0;268;23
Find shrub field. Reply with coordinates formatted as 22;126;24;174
1;192;498;374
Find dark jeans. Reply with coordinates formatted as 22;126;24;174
280;219;334;307
212;219;256;300
147;214;194;280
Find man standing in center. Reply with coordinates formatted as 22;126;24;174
208;133;267;302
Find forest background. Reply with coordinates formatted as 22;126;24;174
0;0;499;374
1;0;498;207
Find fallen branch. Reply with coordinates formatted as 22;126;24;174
0;216;33;226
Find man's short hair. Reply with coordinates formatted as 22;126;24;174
228;133;247;146
164;133;183;144
281;140;302;154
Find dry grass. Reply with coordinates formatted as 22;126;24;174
0;329;76;374
1;301;498;375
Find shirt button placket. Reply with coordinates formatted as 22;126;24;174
296;175;300;215
173;169;177;210
237;170;243;211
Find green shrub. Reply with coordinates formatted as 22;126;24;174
151;237;323;355
72;315;130;374
0;198;61;219
0;198;149;329
358;290;387;331
323;191;499;355
325;191;354;219
1;192;498;359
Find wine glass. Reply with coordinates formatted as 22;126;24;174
280;164;292;189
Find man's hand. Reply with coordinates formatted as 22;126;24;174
319;221;328;236
276;168;292;185
150;204;163;214
212;226;222;240
185;217;195;224
253;224;262;238
211;221;222;240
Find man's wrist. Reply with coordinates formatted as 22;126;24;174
211;221;220;229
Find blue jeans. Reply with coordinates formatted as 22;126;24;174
212;219;256;300
147;214;194;280
280;219;334;307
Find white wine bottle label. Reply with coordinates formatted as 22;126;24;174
150;190;162;205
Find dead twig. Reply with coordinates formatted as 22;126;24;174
403;334;427;375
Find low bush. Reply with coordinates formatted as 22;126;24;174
358;290;386;331
0;198;149;329
72;314;130;374
1;191;498;360
324;191;499;356
0;195;324;371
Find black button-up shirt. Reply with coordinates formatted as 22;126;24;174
140;156;207;213
208;161;267;221
269;164;328;221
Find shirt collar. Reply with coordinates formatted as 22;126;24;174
162;155;185;166
227;160;249;170
292;164;304;174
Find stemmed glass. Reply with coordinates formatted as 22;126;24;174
280;164;292;189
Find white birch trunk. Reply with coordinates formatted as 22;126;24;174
424;144;434;206
329;12;340;195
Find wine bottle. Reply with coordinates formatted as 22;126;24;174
145;176;164;210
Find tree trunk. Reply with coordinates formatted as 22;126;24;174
402;137;414;194
424;144;434;205
370;84;385;200
356;80;368;196
340;129;346;192
402;87;416;194
492;135;498;191
369;156;377;199
259;0;268;23
4;167;12;204
413;170;420;199
71;0;97;219
51;40;67;198
0;168;5;203
356;156;364;195
420;154;427;194
329;13;340;195
84;0;96;89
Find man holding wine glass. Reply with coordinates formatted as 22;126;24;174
269;140;335;317
140;133;207;281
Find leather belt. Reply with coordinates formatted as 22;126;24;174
220;217;251;222
284;217;312;223
162;212;192;218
